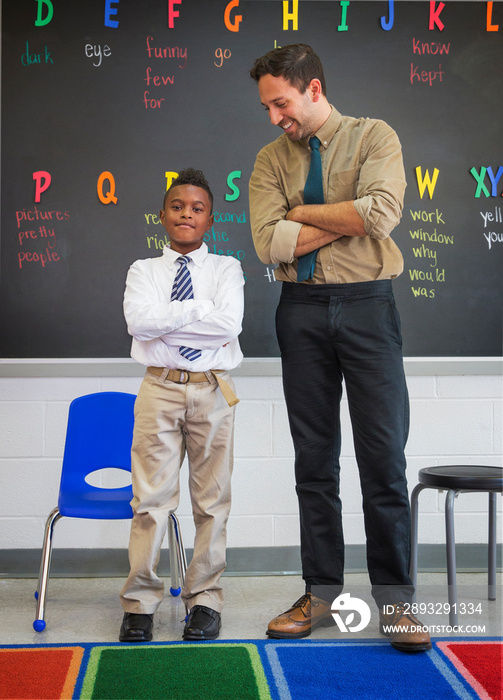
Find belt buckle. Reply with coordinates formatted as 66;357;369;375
176;370;189;384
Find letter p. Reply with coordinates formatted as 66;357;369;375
33;170;52;202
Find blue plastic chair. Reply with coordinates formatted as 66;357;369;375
33;391;187;632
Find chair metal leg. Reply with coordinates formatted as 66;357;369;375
168;513;188;609
445;489;458;628
33;507;63;631
488;492;497;601
410;483;427;601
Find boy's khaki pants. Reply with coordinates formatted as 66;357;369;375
120;369;236;614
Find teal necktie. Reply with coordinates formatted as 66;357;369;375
297;136;323;282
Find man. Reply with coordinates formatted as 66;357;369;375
249;44;430;652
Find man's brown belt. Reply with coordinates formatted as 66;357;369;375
146;366;239;407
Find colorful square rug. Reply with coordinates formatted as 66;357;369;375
0;638;500;699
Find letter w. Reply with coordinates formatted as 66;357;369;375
415;167;439;199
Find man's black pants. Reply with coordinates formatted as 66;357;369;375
276;280;413;606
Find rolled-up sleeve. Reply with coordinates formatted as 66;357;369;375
249;148;302;264
353;121;406;240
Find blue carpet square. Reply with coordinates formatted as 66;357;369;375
265;642;479;700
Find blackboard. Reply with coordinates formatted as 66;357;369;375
1;0;502;359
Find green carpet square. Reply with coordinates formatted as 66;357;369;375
81;643;271;700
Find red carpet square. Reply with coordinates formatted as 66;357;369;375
437;641;502;700
0;646;84;699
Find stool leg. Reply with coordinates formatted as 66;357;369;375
410;484;427;601
445;490;458;628
488;492;497;601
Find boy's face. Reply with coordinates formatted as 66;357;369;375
160;184;214;254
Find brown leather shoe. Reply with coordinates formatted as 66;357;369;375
266;593;335;639
379;603;432;652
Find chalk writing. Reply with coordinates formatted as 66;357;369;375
145;36;187;68
480;206;503;250
412;38;450;55
407;208;451;300
142;37;187;108
410;63;445;86
21;41;53;65
264;267;278;283
214;48;231;68
14;210;68;270
84;43;111;67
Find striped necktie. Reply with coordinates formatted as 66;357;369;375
170;255;201;362
297;135;323;282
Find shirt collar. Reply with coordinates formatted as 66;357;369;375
300;105;342;152
162;242;208;269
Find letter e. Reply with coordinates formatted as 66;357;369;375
104;0;120;28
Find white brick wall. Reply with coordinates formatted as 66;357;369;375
0;372;501;552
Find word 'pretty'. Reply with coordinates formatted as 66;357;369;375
32;0;501;34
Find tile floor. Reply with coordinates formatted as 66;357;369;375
1;572;501;645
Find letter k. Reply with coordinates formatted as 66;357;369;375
44;46;53;64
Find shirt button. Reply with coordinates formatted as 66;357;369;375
327;266;331;270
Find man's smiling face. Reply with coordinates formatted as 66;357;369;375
258;73;321;142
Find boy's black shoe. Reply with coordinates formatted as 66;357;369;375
119;612;153;642
183;605;221;640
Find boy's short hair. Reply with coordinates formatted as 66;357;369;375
163;168;213;210
250;43;326;96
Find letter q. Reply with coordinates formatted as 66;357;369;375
97;171;118;204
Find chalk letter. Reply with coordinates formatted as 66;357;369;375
165;171;179;191
97;171;118;204
487;1;499;31
168;0;182;29
470;167;490;198
429;1;445;31
33;171;51;202
224;0;242;32
35;0;53;26
381;0;394;30
226;171;242;202
338;1;350;31
415;167;439;199
104;0;119;28
283;0;298;31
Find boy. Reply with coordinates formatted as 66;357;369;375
119;168;244;642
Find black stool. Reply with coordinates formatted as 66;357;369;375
410;465;503;627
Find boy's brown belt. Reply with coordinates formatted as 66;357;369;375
146;366;239;407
